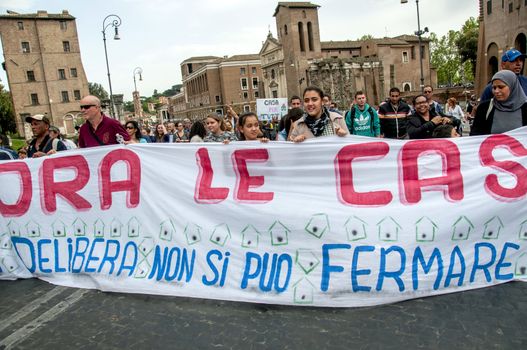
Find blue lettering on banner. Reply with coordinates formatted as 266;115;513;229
148;245;196;282
470;242;496;283
412;247;444;290
351;245;375;292
495;242;519;280
444;246;466;287
321;244;350;292
376;246;406;292
240;252;292;292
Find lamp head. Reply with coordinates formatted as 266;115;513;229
113;27;120;40
139;73;143;81
400;0;408;3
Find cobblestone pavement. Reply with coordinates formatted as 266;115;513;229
0;279;526;349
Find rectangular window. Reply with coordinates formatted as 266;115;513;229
74;90;81;101
58;69;66;80
27;70;35;82
70;68;78;78
240;67;246;75
487;0;492;15
61;91;69;103
402;51;409;63
21;42;30;53
243;105;250;112
252;77;258;89
63;41;70;52
243;91;249;99
187;63;193;74
60;21;67;30
411;46;415;60
251;67;257;75
215;95;220;103
241;78;248;90
17;21;24;30
254;91;259;98
420;45;425;60
272;90;278;98
509;2;513;12
215;109;223;115
30;93;39;105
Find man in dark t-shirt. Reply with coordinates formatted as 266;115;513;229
78;95;129;148
26;114;66;158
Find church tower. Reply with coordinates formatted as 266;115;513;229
273;2;322;98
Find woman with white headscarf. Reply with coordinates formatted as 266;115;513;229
470;70;527;135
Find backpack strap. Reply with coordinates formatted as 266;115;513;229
485;99;494;120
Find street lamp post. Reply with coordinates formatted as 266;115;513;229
102;14;122;119
133;67;143;118
401;0;428;91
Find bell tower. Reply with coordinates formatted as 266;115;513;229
273;2;322;98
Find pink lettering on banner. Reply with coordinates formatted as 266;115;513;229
99;149;141;210
335;142;393;206
479;134;527;201
0;162;32;217
399;140;464;204
40;155;92;214
194;148;229;203
232;149;274;203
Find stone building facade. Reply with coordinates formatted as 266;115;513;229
171;55;262;120
0;10;89;137
259;2;435;108
475;0;527;94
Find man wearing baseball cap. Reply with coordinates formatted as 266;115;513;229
480;48;527;101
25;114;66;158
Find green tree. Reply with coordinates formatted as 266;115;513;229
455;17;479;77
162;84;182;97
359;34;374;41
123;101;134;113
88;82;109;100
430;31;463;86
0;84;16;134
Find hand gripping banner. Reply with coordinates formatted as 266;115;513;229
1;129;526;307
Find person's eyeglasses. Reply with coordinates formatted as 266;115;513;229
415;100;428;105
423;90;432;93
80;104;96;110
126;126;135;129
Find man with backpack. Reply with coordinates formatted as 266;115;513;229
26;114;66;158
345;91;381;137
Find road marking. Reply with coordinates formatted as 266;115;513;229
0;288;89;349
0;285;68;334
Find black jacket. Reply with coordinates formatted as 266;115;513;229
469;100;527;136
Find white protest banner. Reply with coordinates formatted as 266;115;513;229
256;98;288;121
1;130;527;307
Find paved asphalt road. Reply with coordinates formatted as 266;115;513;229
0;279;526;349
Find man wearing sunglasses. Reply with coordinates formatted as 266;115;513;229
423;85;443;115
77;95;129;148
480;48;526;102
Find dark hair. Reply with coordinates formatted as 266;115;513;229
283;107;304;139
323;94;331;100
432;124;455;138
424;85;433;91
125;120;142;140
413;94;427;106
303;86;324;99
237;112;260;141
389;87;401;94
189;120;207;140
290;95;301;102
354;90;365;98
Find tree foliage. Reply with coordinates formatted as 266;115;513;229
455;17;479;76
359;34;374;41
88;82;109;100
430;29;473;86
161;84;182;97
0;84;16;134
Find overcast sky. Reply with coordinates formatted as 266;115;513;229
0;0;479;101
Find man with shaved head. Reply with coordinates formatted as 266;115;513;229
77;95;129;148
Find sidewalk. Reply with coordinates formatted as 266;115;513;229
1;279;526;349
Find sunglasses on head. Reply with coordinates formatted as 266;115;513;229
80;104;96;110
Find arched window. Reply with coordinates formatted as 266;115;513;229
403;83;411;92
298;22;305;52
271;69;275;79
487;42;499;82
284;25;288;35
307;22;314;51
515;33;526;56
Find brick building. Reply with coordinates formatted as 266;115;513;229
171;55;262;120
0;10;89;137
259;2;436;108
475;0;527;95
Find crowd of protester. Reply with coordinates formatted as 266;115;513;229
1;49;526;160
